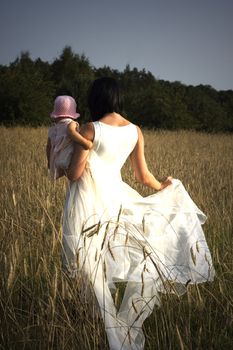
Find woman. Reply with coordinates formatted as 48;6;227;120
62;78;215;350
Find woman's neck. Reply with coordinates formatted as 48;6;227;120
99;113;130;126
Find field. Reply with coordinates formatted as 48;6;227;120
0;126;232;349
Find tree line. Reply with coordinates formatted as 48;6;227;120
0;46;232;132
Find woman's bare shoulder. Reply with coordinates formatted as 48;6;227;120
134;124;143;141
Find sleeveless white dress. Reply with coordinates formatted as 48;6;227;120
62;121;215;350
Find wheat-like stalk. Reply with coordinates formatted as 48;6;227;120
0;126;232;349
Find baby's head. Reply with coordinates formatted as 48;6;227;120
50;95;80;120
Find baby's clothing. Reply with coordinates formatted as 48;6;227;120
48;118;77;179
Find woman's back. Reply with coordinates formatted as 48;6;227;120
88;121;138;175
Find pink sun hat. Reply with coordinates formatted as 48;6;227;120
50;95;80;119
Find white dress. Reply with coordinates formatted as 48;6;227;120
62;121;215;350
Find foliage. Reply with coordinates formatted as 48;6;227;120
0;52;55;126
0;47;233;131
51;46;94;121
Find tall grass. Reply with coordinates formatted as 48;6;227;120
0;127;232;349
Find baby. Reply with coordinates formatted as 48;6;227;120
46;95;92;179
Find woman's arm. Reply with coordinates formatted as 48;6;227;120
67;121;93;150
130;126;172;191
66;123;94;181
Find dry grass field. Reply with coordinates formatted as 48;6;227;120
0;126;232;349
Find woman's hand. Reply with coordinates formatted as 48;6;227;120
160;176;173;190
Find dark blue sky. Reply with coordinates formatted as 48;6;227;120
0;0;232;90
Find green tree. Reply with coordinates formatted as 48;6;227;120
0;52;55;125
0;47;232;131
185;85;227;131
51;46;94;121
218;90;233;131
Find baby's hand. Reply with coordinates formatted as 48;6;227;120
160;176;173;190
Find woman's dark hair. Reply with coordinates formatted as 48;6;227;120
88;77;123;121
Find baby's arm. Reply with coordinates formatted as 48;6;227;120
46;138;51;169
67;121;93;150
